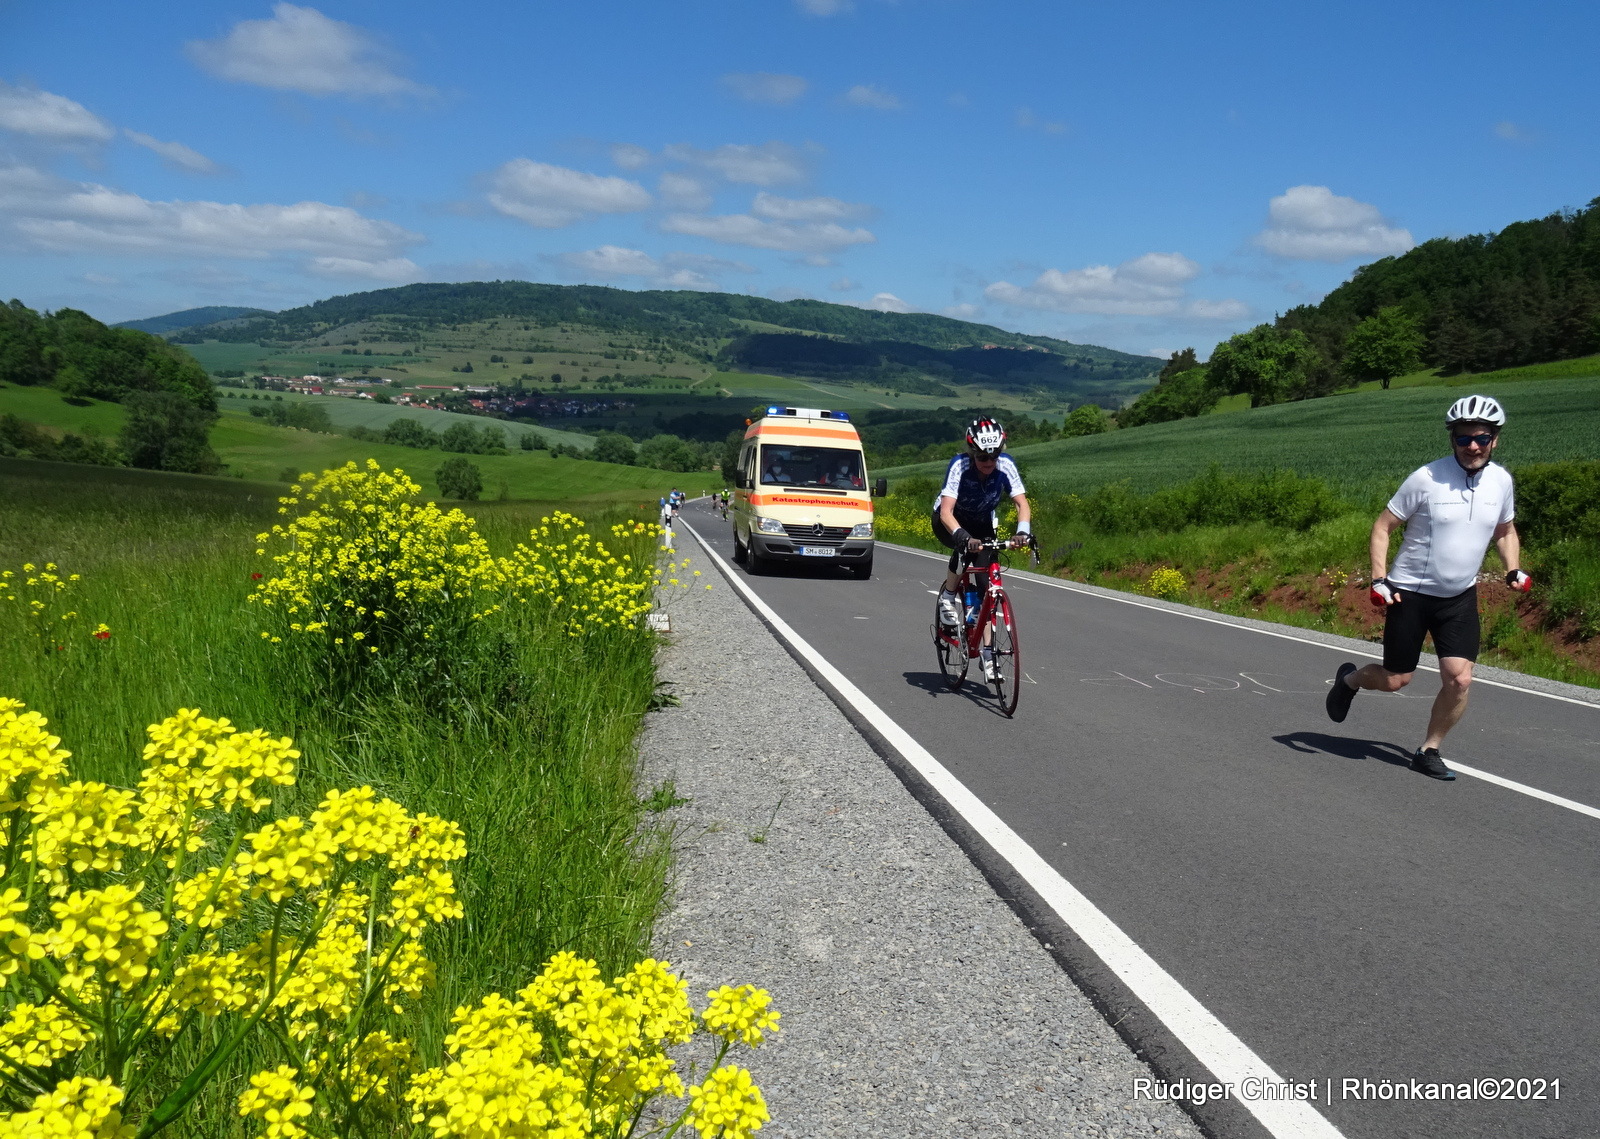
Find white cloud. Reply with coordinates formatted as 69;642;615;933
942;302;982;320
986;252;1243;319
0;160;423;265
485;159;652;228
750;191;873;223
123;129;220;175
1015;106;1066;134
1254;185;1413;261
829;277;857;291
844;84;902;111
856;292;912;313
185;3;431;99
1494;120;1531;142
662;210;875;255
722;72;808;106
796;0;852;13
306;256;422;282
0;82;113;142
555;245;754;290
663;142;808;186
611;143;652;170
82;272;121;287
658;171;713;210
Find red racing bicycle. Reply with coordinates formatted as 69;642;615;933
931;535;1036;717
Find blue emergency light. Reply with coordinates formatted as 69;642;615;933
764;406;850;421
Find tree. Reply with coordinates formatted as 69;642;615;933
591;432;637;465
1117;368;1218;427
1206;326;1322;408
477;425;509;453
720;428;744;483
1341;306;1425;389
1156;348;1199;382
637;433;701;473
119;391;220;473
384;418;436;449
436;457;482;500
438;422;482;453
1061;403;1109;437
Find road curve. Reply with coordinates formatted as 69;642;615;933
679;499;1600;1139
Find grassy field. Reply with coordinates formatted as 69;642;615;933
0;457;680;1133
884;375;1600;498
0;382;722;501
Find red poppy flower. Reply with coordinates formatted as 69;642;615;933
251;573;263;580
93;630;111;640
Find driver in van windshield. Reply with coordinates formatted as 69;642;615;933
763;457;795;484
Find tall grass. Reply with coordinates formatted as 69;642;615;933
0;456;671;1132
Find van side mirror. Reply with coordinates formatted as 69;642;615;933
872;477;887;498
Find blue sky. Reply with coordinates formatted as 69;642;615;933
3;0;1597;358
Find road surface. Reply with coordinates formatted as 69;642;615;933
680;499;1600;1139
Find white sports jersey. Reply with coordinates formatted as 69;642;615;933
1385;457;1515;597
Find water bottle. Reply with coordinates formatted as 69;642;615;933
964;586;980;625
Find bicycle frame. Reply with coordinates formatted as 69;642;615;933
940;557;1007;659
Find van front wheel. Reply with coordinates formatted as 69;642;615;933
733;530;748;564
849;555;873;580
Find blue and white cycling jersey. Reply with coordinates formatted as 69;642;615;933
932;453;1026;526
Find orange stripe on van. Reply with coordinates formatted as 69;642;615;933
748;494;872;511
746;424;860;441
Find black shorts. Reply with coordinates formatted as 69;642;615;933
931;510;996;574
1383;585;1480;673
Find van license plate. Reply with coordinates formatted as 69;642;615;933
799;546;836;557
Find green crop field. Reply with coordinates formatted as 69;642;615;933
882;375;1600;496
0;383;719;502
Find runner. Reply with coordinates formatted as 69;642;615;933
932;418;1032;682
1324;394;1531;779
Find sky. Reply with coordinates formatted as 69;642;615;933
3;0;1598;359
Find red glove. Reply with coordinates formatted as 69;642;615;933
1506;569;1532;593
1369;578;1398;607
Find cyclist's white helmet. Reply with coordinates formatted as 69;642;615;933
1445;394;1505;427
965;417;1006;458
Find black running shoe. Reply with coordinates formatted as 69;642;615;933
1411;748;1455;780
1325;662;1358;723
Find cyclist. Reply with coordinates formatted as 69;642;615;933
668;488;683;518
933;417;1032;681
1324;394;1530;780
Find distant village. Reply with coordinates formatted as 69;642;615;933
253;375;631;420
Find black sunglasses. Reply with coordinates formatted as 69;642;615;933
1452;432;1497;447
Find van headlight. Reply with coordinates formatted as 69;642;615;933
849;522;874;538
756;517;785;535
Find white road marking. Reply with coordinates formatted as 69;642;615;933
884;542;1600;821
885;542;1600;710
683;518;1346;1139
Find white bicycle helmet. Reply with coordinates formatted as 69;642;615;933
1445;394;1505;427
965;417;1006;458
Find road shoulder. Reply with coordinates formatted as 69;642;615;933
641;564;1202;1137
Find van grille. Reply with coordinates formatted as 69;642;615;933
781;523;852;546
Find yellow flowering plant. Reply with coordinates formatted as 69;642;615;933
0;563;84;653
0;697;465;1138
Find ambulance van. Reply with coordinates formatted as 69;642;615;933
732;406;885;578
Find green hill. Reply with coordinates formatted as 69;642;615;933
1276;195;1600;376
113;306;275;335
161;280;1160;407
881;373;1600;498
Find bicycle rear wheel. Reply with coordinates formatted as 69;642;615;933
988;592;1021;716
932;612;968;690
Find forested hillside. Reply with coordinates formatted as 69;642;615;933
160;280;1158;402
114;305;274;335
1281;196;1600;375
1;300;214;406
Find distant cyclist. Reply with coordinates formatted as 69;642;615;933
668;488;683;518
933;418;1032;680
1325;394;1530;780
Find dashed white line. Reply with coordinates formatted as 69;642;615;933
683;518;1346;1139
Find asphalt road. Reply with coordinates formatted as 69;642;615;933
679;500;1600;1139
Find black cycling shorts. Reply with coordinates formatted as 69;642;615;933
1383;585;1480;673
931;510;996;574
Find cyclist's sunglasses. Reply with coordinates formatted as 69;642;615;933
1452;432;1497;447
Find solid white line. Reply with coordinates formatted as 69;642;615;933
1447;763;1600;819
884;541;1600;711
682;518;1345;1139
886;541;1600;818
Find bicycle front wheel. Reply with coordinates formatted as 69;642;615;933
988;592;1021;717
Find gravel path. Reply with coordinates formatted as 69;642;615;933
641;563;1204;1138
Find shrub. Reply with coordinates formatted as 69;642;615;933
1066;465;1347;534
436;456;483;500
1146;567;1188;598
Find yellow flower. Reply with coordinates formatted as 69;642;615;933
700;985;781;1047
237;1066;315;1139
686;1066;770;1139
40;883;169;990
0;1076;135;1139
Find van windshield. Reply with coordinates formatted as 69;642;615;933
759;444;865;490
